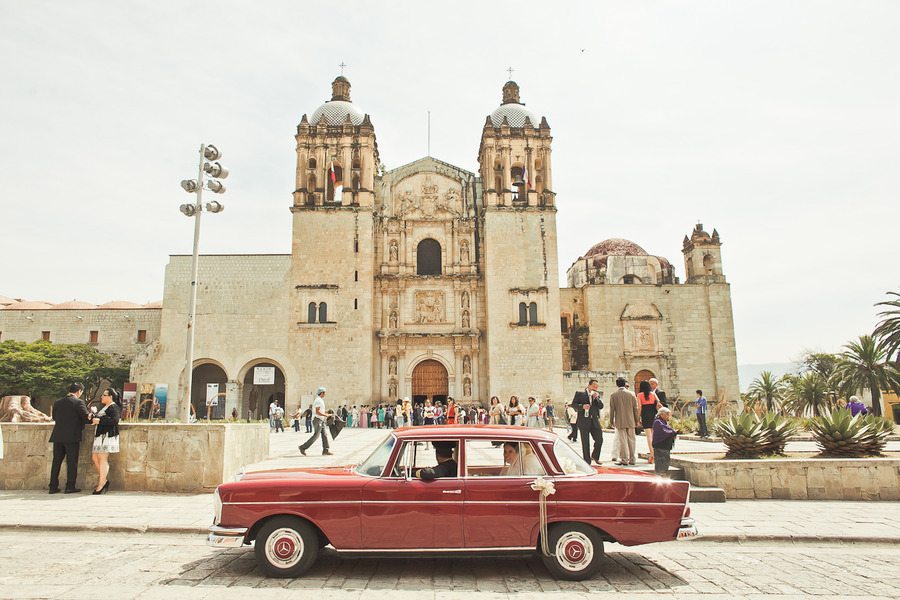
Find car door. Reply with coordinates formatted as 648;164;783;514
463;439;554;549
360;440;464;549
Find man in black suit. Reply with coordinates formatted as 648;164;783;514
415;442;458;480
649;378;668;407
571;379;604;465
48;382;93;494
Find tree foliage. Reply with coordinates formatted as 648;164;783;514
784;371;832;417
874;291;900;363
747;371;784;412
830;334;900;418
0;340;129;404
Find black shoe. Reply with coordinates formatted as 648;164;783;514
93;481;110;494
298;446;306;456
322;451;334;455
64;488;81;494
49;488;61;495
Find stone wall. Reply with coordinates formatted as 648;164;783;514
0;422;269;492
675;455;900;500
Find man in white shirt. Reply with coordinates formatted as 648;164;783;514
268;400;277;430
299;388;333;456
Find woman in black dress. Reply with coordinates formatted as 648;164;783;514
91;388;121;494
637;380;660;463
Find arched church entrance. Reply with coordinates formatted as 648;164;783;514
634;369;655;393
412;359;448;406
191;362;228;420
241;362;286;421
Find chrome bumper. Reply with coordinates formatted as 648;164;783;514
676;517;700;541
207;525;248;548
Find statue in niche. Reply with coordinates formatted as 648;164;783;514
389;356;397;375
461;310;470;328
461;291;469;308
389;310;398;328
463;355;471;374
460;241;470;263
389;379;397;398
463;379;472;397
389;240;398;262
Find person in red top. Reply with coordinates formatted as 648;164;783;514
446;397;457;425
637;379;661;464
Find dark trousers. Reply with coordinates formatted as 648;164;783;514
579;425;602;463
654;447;672;476
305;418;312;433
274;419;284;432
697;413;708;437
50;442;80;491
299;419;329;453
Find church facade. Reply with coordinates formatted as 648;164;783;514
0;77;739;417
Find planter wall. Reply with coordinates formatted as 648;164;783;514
0;422;269;493
673;455;900;500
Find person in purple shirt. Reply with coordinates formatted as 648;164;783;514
651;407;679;477
846;395;868;416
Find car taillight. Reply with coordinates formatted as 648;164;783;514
683;504;691;519
213;488;222;525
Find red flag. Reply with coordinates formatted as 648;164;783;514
329;161;336;183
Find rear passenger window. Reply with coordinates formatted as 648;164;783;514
465;440;545;477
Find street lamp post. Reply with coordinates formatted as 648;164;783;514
177;144;228;423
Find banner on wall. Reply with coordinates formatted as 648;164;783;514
139;383;155;419
254;366;275;385
154;384;168;419
206;383;219;406
123;383;137;420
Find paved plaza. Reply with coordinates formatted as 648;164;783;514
1;425;898;598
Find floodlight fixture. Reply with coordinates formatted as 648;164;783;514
181;179;199;193
203;145;222;161
205;200;225;213
203;162;229;178
180;203;198;217
207;180;226;194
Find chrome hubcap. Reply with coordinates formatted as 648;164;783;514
555;531;593;572
265;527;303;568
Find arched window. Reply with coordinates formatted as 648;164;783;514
326;163;343;202
318;302;328;324
308;302;317;324
703;254;715;275
308;157;317;169
416;238;442;276
518;302;528;325
528;302;537;325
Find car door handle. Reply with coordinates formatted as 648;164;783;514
442;489;462;494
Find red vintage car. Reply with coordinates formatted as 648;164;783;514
208;426;698;580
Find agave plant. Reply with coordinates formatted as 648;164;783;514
713;413;767;458
858;415;895;456
808;408;867;458
758;412;799;456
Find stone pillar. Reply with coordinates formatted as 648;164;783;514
225;380;241;419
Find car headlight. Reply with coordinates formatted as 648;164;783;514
213;488;222;525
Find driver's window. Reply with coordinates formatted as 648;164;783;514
393;441;431;477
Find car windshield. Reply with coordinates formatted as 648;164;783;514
355;434;396;477
553;439;595;475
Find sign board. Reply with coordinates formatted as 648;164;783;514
206;383;219;406
254;366;276;386
154;384;168;419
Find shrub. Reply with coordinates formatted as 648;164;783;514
758;412;800;456
714;413;767;458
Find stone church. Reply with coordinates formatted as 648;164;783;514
0;76;739;418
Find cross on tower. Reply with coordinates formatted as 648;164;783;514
339;62;347;75
506;67;514;80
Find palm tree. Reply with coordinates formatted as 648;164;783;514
874;291;900;362
830;334;900;418
747;371;784;412
785;372;830;417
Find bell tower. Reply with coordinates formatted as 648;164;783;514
288;76;379;404
478;81;563;401
682;223;726;283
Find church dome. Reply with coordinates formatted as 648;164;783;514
489;81;538;127
98;300;142;309
583;238;649;258
3;300;53;310
53;300;97;310
309;76;365;126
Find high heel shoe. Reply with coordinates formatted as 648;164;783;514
92;481;110;495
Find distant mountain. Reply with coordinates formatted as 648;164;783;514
738;363;796;392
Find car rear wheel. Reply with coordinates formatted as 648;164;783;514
541;522;603;580
254;517;318;577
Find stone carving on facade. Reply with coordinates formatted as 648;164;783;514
415;290;445;323
389;310;398;328
463;355;471;374
460;240;470;263
461;309;470;328
389;355;397;375
389;378;397;397
463;378;471;397
461;291;469;308
389;291;398;309
389;240;398;262
397;177;461;220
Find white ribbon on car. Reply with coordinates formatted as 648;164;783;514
531;477;556;556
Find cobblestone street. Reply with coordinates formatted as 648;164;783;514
1;531;897;599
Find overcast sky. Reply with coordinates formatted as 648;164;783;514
2;1;898;366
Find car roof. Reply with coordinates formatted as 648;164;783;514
392;425;558;443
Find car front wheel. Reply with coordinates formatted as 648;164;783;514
541;522;603;580
254;516;319;577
